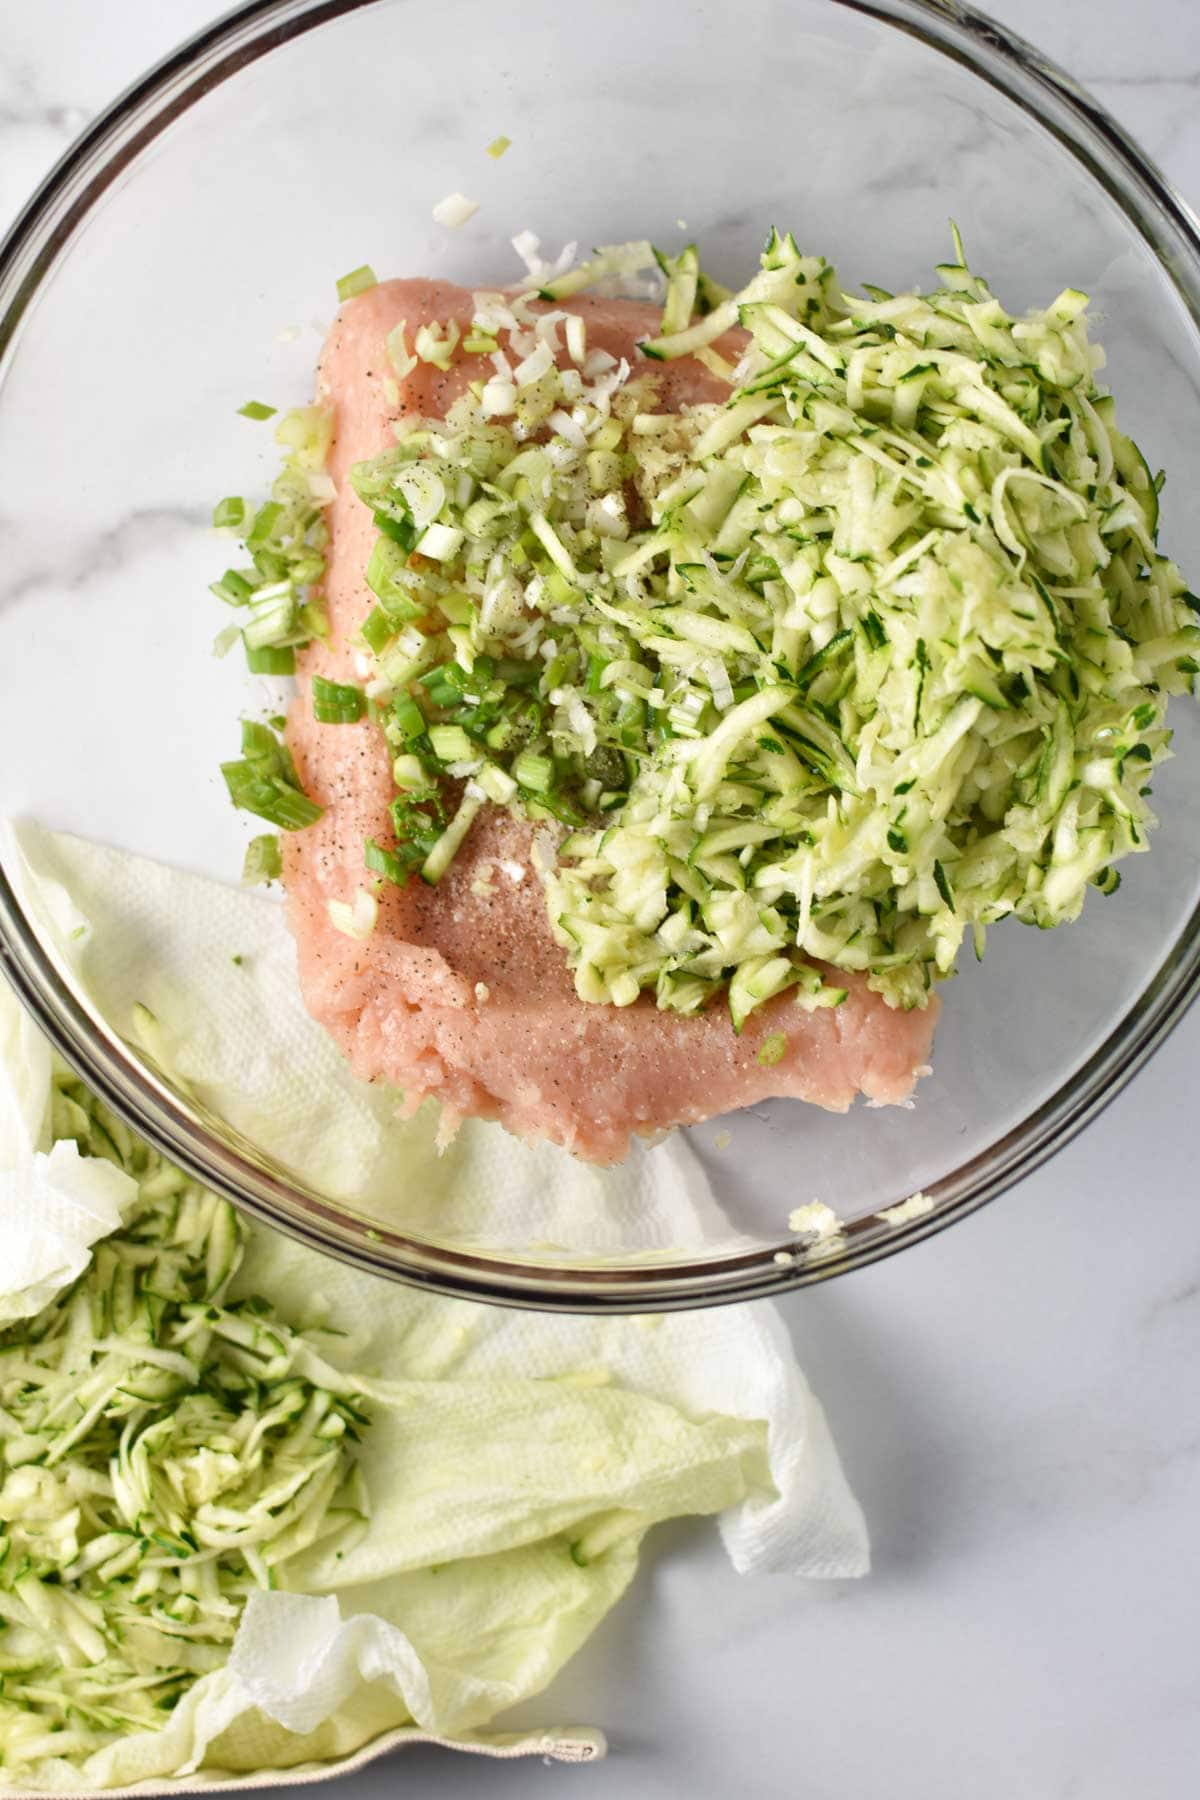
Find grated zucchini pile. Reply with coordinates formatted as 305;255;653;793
0;1069;368;1770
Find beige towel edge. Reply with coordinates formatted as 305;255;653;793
0;1722;607;1796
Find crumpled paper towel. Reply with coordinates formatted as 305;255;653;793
5;819;745;1260
0;944;136;1326
0;822;868;1792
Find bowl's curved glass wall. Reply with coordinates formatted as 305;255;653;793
1;0;1198;1307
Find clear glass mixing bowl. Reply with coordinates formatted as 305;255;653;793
1;0;1198;1309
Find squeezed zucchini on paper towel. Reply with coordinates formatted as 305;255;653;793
0;1068;367;1769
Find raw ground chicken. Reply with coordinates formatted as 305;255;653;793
283;279;939;1162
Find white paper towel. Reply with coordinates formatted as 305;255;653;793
5;820;747;1259
0;822;869;1791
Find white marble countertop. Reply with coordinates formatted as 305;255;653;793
3;3;1199;1796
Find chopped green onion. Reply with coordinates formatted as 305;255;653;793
212;622;242;658
362;605;396;654
222;760;322;830
274;404;334;471
212;496;247;529
242;833;282;884
210;568;254;606
328;887;378;939
432;192;480;230
366;536;423;613
416;521;464;562
243;582;296;649
336;264;378;302
299;598;330;640
222;726;323;832
392;695;427;740
485;135;512;159
373;508;420;550
476;762;518;804
312;674;367;724
429;724;475;762
513;751;554;793
757;1033;788;1067
365;836;409;885
241;717;282;763
237;400;276;420
245;643;296;675
246;500;284;550
392;753;430;789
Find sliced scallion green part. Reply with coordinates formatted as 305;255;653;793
210;568;254;606
243;833;283;884
366;535;423;614
429;723;475;762
243;581;296;649
392;753;430;790
222;760;323;829
245;643;296;675
222;720;322;830
392;695;427;740
246;499;284;550
312;674;367;724
365;836;408;884
362;605;396;654
238;400;277;420
212;496;247;529
513;751;554;793
336;264;378;302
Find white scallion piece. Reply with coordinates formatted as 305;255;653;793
327;888;379;940
432;191;480;229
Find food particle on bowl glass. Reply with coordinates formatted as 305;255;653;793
877;1190;934;1226
432;192;480;230
209;229;1197;1162
787;1200;842;1240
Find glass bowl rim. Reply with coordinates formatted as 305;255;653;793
1;0;1198;1312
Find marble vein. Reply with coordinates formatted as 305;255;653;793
0;61;89;229
0;59;89;135
0;505;206;611
1088;71;1200;89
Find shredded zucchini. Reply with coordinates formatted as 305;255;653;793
213;228;1197;1026
0;1067;368;1769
